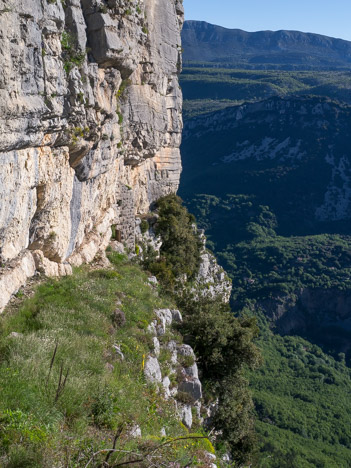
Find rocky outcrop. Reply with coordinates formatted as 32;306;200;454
0;0;184;311
136;221;232;302
262;287;351;331
260;287;351;357
195;229;232;302
144;307;203;430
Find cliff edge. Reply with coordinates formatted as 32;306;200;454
0;0;184;310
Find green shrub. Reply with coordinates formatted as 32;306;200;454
178;295;261;381
61;31;86;74
90;387;115;429
180;298;260;463
116;79;131;100
5;444;43;468
144;195;201;284
140;219;149;234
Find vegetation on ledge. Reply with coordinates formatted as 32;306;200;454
143;195;261;465
0;195;261;467
0;253;212;467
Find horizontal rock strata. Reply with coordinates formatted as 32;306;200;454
0;0;184;311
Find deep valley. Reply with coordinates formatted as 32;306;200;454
180;20;351;467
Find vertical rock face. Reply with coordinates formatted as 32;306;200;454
0;0;184;310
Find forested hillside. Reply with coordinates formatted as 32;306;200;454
182;21;351;70
180;21;351;467
181;68;351;118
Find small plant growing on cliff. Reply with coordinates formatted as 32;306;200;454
140;219;149;234
48;231;57;240
117;111;123;125
61;31;86;74
116;79;131;100
98;4;108;14
70;126;89;145
179;354;195;368
77;91;85;104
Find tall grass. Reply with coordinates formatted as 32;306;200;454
0;253;211;467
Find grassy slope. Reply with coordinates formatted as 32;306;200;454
0;253;213;467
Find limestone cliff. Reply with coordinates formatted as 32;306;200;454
0;0;184;310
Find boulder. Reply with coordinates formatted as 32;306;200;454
177;344;196;359
144;356;162;384
155;308;173;335
153;337;160;357
171;309;183;322
179;404;192;429
184;363;199;379
178;378;202;401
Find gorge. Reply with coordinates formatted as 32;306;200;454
180;19;351;467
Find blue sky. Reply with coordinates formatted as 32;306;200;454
183;0;351;41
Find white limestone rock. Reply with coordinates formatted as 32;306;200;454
0;0;184;311
184;363;199;379
148;276;158;286
144;356;162;384
178;404;192;429
171;309;183;322
155;308;173;335
147;321;157;336
112;344;125;361
129;424;142;438
162;376;171;399
167;340;178;365
0;252;36;313
152;337;160;357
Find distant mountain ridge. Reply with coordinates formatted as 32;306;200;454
182;20;351;70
